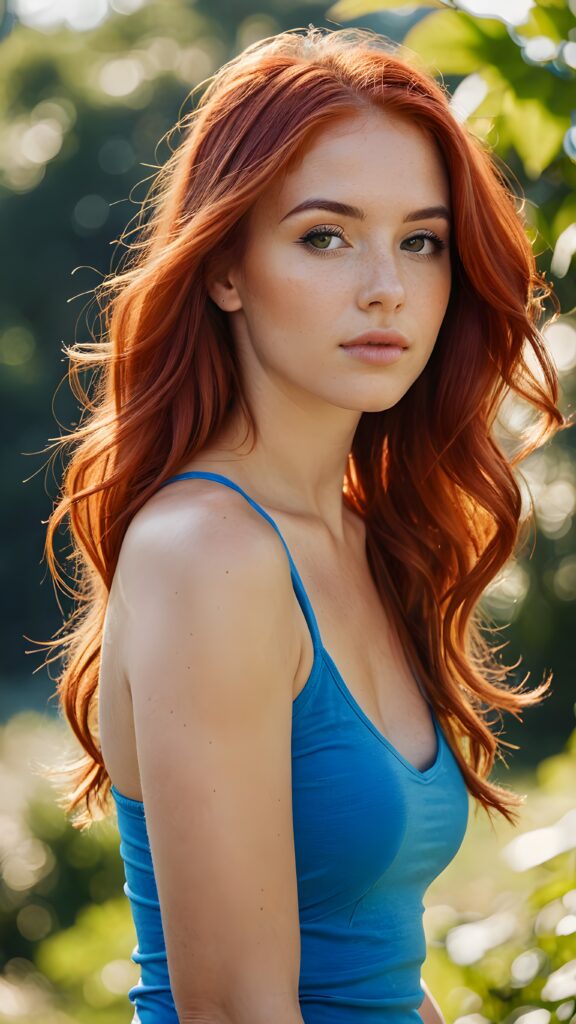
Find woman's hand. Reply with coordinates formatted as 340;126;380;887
420;978;447;1024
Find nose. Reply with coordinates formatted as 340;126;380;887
356;254;405;311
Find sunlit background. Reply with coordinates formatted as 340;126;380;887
1;0;575;1021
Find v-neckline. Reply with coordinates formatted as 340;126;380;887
320;647;444;782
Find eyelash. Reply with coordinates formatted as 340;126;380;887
296;224;448;260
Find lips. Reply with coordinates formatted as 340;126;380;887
341;330;409;349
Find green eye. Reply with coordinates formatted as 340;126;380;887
298;225;346;255
311;233;333;249
402;231;447;256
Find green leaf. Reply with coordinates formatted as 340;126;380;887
402;9;499;74
326;0;445;20
517;5;565;42
532;0;576;38
503;91;567;177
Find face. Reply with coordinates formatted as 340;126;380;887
210;107;452;415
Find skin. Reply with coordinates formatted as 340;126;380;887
421;978;447;1023
204;105;452;542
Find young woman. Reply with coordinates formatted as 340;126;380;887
40;24;567;1024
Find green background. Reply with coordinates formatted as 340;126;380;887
0;1;574;1021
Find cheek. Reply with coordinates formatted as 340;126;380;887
416;266;451;323
246;250;339;326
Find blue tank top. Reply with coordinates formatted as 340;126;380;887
110;470;470;1023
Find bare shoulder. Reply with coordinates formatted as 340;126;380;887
119;476;289;581
111;477;301;700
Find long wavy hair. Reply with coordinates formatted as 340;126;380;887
34;25;570;830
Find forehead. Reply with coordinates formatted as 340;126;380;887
261;108;450;223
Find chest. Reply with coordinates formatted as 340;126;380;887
292;686;469;922
286;517;438;775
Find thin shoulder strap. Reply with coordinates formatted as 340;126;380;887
158;470;323;654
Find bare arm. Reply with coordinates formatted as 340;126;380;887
118;497;306;1023
420;979;446;1024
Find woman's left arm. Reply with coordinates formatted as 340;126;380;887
420;978;447;1024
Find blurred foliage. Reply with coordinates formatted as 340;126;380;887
1;2;575;1020
423;728;576;1023
0;711;136;1021
0;711;574;1021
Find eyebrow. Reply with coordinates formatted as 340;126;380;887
280;198;451;225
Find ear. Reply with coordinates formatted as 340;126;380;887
206;272;243;313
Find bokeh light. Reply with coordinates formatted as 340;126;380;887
502;808;576;870
10;0;148;32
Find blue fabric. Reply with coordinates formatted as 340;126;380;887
110;470;470;1023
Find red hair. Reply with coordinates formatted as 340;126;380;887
34;26;570;830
